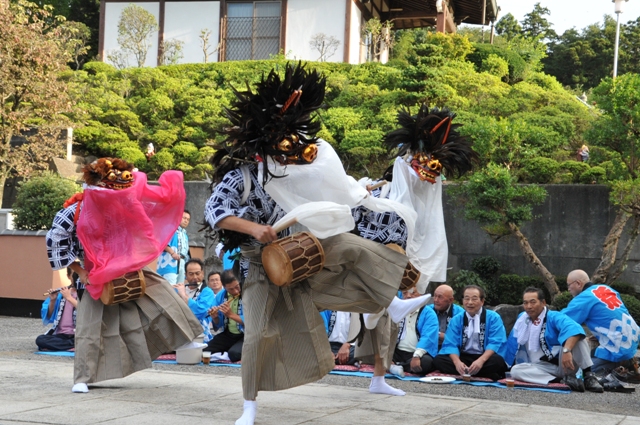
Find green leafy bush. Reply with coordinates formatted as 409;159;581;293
481;54;509;79
559;161;590;183
579;166;607;184
449;270;489;301
12;173;80;230
468;43;527;83
519;157;560;183
471;256;501;280
551;291;573;310
621;294;640;325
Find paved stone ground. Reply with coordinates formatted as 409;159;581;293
1;316;639;424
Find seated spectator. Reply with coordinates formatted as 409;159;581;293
562;270;640;375
36;267;78;351
391;288;439;376
433;285;507;380
321;310;357;365
206;270;244;362
428;284;464;349
176;259;215;344
207;271;225;304
506;287;603;392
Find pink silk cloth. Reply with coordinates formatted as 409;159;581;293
77;171;185;300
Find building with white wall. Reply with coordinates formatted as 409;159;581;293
99;0;498;66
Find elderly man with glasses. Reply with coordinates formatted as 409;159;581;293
562;270;639;378
433;285;508;380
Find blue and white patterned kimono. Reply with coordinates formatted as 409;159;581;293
562;283;639;363
156;227;189;285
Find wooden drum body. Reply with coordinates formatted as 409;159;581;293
262;231;325;287
100;270;146;305
384;243;420;291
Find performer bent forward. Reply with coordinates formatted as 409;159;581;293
46;158;202;393
205;63;430;425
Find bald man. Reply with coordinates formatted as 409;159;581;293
427;284;464;349
562;270;639;375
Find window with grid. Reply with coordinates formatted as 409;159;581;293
226;2;281;61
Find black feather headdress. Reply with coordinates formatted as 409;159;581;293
384;105;477;183
211;62;326;186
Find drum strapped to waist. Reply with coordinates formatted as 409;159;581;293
384;243;420;291
262;231;325;287
100;270;146;305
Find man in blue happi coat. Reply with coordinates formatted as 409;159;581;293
433;285;507;380
505;287;603;392
563;270;639;376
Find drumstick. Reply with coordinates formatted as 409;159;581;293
272;217;298;233
369;180;388;191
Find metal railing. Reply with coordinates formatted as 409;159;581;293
224;16;281;61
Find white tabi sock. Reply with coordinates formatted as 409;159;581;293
387;294;431;324
235;399;257;425
364;309;385;330
71;383;88;393
369;376;405;396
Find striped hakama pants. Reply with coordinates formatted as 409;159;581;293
240;232;409;399
74;267;202;385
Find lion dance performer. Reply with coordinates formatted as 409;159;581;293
353;105;477;388
204;63;431;425
46;158;202;393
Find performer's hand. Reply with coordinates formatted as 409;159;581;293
251;224;278;244
219;301;232;316
467;358;485;375
365;184;373;194
171;252;180;261
438;332;445;344
454;359;468;376
175;283;186;296
336;343;351;365
46;289;57;300
60;286;72;300
562;351;575;373
410;357;422;373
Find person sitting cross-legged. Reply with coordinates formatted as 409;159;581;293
505;287;603;392
206;270;244;362
390;287;439;376
433;285;507;380
36;266;78;352
321;310;357;365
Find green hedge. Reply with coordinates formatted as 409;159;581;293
12;173;80;230
468;43;527;83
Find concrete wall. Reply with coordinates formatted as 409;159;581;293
0;232;60;300
443;184;640;285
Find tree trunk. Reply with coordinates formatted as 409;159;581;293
592;209;632;284
508;222;560;300
607;215;640;284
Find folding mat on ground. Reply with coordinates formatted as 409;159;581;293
35;351;570;393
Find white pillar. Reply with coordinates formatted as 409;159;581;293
66;127;73;161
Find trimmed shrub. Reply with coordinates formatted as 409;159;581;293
621;294;640;325
579;166;607;184
551;291;573;310
82;61;116;75
559;161;590;183
471;256;501;279
481;54;509;79
468;43;527;83
12;173;80;230
519;157;560;184
449;270;489;301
